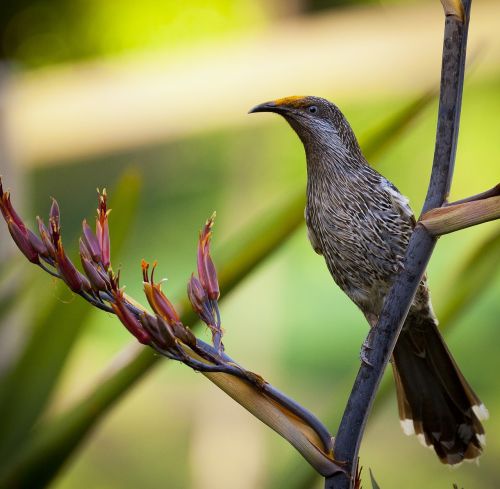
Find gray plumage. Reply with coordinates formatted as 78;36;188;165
250;95;488;464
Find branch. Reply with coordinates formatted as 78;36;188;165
326;1;472;488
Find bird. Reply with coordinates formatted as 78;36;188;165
249;95;488;465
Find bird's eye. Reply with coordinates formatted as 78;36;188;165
308;105;318;114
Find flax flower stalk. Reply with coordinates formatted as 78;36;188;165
0;177;342;477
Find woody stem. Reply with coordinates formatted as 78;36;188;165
325;1;472;488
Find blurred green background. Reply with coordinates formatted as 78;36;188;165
0;1;499;488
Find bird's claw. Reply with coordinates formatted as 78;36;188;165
360;334;374;367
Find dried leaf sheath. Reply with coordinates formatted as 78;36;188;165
420;193;500;236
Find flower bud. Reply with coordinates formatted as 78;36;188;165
0;179;26;231
112;290;151;345
139;314;175;350
82;219;102;263
27;229;49;257
55;238;90;292
80;251;109;291
96;190;111;269
50;198;60;224
187;274;207;315
188;275;216;325
37;217;56;259
0;179;40;263
142;260;180;326
171;321;197;348
7;219;39;264
197;215;220;300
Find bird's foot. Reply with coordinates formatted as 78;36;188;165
360;330;375;367
360;342;373;367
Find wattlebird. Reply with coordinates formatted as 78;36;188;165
250;96;488;464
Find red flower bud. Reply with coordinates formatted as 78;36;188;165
142;260;180;326
37;217;56;259
0;180;41;263
0;180;26;231
54;238;90;292
96;190;111;269
7;219;39;264
112;290;151;345
197;214;220;300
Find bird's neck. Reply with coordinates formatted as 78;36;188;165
304;142;368;185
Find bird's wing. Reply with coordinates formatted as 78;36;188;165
304;207;323;255
383;179;416;227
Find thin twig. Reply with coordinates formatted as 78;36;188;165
325;1;472;488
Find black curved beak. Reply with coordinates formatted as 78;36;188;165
248;101;288;115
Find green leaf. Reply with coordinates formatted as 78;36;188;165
360;88;436;162
0;90;437;488
0;169;143;468
369;468;382;489
437;228;500;329
0;264;25;328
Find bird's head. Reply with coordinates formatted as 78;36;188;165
249;96;361;160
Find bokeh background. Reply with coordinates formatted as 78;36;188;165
0;1;499;488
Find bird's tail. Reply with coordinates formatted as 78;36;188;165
392;313;488;464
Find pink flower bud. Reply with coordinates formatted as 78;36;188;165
0;180;26;231
82;219;102;263
7;219;39;264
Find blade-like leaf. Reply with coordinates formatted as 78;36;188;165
0;253;21;278
369;468;382;489
0;265;25;328
0;169;143;467
360;88;436;162
438;229;500;328
0;90;437;488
